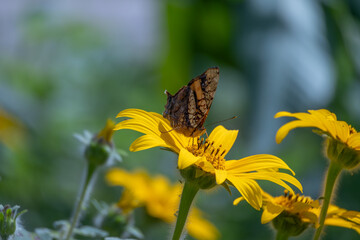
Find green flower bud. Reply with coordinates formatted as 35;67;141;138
84;119;118;169
85;142;111;168
0;205;27;240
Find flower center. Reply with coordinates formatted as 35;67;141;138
275;190;315;210
187;138;226;170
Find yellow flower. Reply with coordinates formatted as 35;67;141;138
234;191;360;235
115;109;302;210
106;168;220;240
275;109;360;169
259;191;319;225
0;108;25;149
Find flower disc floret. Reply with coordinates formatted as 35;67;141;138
188;138;226;171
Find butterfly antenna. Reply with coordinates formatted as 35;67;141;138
205;115;238;127
160;128;176;134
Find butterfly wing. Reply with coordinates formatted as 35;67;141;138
163;67;219;137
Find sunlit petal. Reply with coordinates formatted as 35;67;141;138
214;169;227;184
115;109;190;153
129;135;168;152
178;148;202;169
232;172;302;193
227;175;262;210
208;125;238;153
226;154;295;175
275;120;321;144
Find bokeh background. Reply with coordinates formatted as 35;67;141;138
1;0;360;239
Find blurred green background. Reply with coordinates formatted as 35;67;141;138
1;0;360;239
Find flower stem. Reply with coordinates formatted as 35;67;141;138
313;162;342;240
64;164;97;240
275;230;289;240
172;181;199;240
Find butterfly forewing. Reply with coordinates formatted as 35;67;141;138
163;67;219;137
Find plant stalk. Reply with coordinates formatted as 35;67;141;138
64;164;96;240
172;181;199;240
313;162;342;240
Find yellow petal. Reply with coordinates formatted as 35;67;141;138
215;169;227;184
178;148;201;169
226;154;295;175
261;202;284;224
348;132;360;150
233;197;244;205
116;109;165;135
115;109;190;153
232;172;303;194
208;125;238;154
324;218;360;234
226;175;262;210
275;109;354;144
196;158;216;174
275;120;321;144
129;135;168;152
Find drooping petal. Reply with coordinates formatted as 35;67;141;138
261;202;284;224
214;169;227;184
208;125;238;154
178;148;202;169
225;154;295;175
230;172;303;194
275;120;322;144
227;175;262;210
233;197;244;205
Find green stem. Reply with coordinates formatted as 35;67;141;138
64;164;96;240
275;230;290;240
313;162;342;240
172;181;199;240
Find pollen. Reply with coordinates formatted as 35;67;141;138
187;138;226;170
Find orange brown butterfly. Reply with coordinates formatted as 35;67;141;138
163;67;219;137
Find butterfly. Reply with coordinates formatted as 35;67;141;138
163;67;219;137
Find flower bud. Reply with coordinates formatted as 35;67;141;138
0;205;27;240
84;119;118;169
